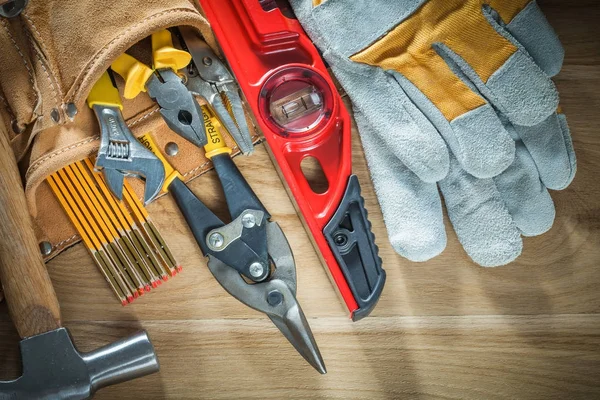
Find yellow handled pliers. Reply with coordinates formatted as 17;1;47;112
112;30;207;148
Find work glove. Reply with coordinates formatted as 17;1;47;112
291;0;576;266
360;110;575;266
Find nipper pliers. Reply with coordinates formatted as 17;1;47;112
111;29;254;155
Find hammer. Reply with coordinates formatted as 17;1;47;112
0;125;159;398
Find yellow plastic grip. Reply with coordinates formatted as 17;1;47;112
135;105;232;192
202;105;232;160
152;30;192;72
111;53;154;99
137;133;182;193
87;71;123;109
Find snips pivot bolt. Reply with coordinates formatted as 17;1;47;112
208;232;224;248
267;290;283;306
242;213;256;228
249;262;264;278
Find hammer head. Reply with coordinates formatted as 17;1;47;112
0;327;159;399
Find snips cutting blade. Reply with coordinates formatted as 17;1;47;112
206;219;326;374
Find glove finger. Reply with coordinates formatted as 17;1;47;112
513;111;577;190
355;111;446;262
439;157;522;267
438;54;572;189
484;0;565;77
328;53;449;183
557;112;578;186
494;141;556;237
391;71;515;179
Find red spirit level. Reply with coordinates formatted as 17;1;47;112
198;0;386;320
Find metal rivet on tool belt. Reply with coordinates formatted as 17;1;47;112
0;0;28;18
267;290;283;306
202;56;213;66
50;108;60;123
66;103;78;120
241;213;256;229
249;262;264;278
11;120;25;134
39;241;52;256
165;142;179;156
208;232;224;248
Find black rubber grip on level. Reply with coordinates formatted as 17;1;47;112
323;175;386;321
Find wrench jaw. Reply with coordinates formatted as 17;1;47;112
100;166;126;200
138;157;166;205
95;156;165;205
93;104;166;205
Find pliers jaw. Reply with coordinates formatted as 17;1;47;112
111;28;254;155
146;70;208;149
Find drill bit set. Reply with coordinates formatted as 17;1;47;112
47;158;180;305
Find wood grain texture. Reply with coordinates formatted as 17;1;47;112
1;1;600;398
0;115;61;339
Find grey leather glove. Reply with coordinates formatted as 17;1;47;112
291;0;576;266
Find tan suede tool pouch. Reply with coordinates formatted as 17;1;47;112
0;0;259;260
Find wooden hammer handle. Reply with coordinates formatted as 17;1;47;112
0;128;61;338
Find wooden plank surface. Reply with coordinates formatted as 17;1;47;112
1;1;600;398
